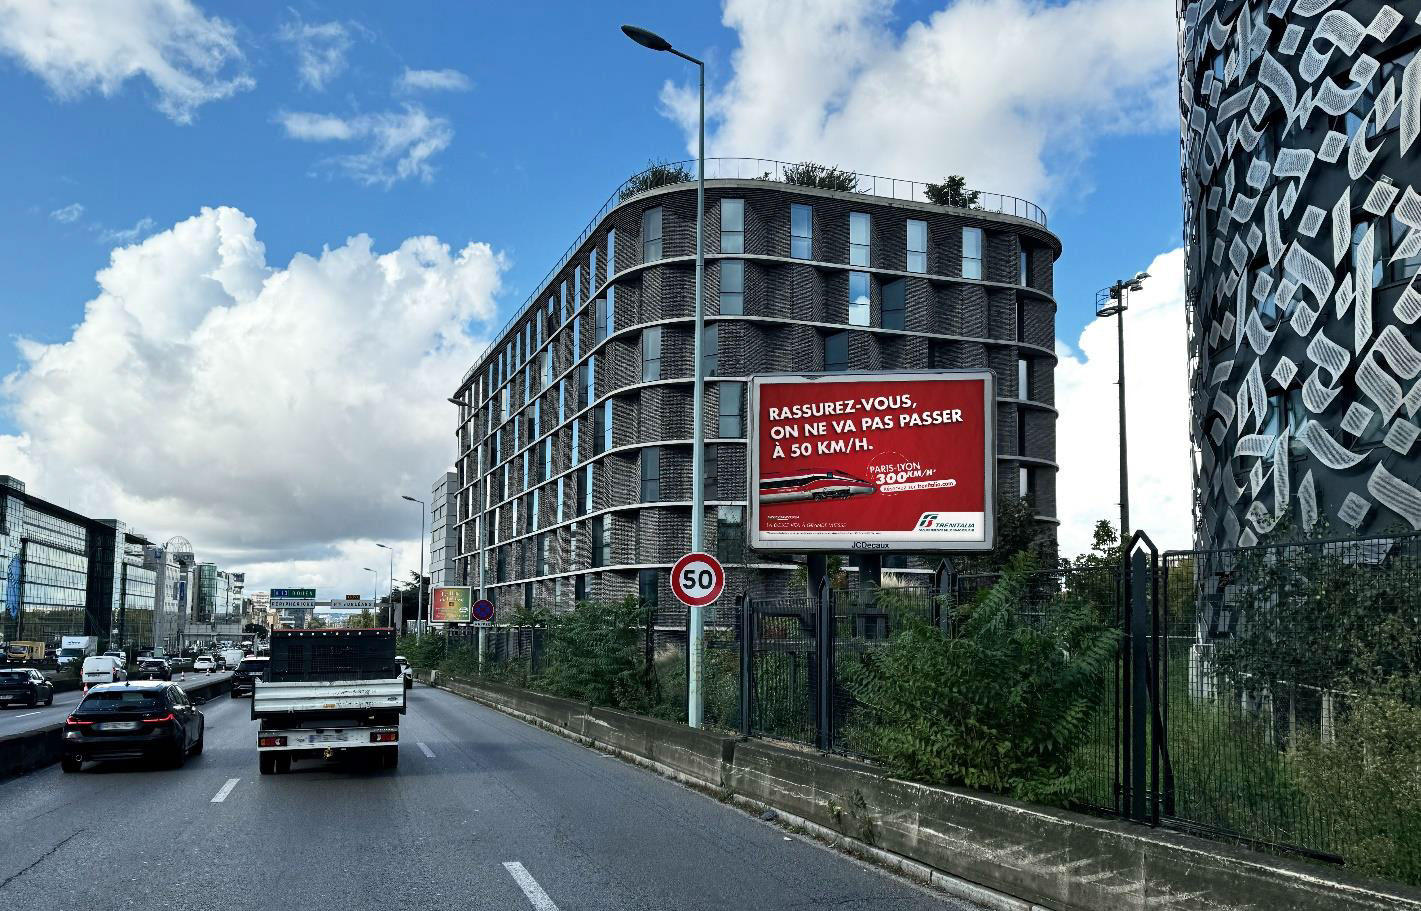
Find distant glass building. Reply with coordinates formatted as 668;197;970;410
430;470;458;588
1181;1;1421;546
448;161;1059;617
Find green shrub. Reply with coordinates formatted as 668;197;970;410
620;160;694;200
924;175;980;208
838;553;1118;802
780;161;859;192
539;596;654;711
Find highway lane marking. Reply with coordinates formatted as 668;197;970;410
502;862;560;911
15;711;42;718
210;778;240;803
417;741;436;758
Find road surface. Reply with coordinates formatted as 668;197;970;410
0;682;977;910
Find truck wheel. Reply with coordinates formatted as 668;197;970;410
61;755;82;774
276;755;291;774
259;753;275;775
383;746;399;770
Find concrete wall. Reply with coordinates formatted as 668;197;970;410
421;670;1421;911
0;674;233;780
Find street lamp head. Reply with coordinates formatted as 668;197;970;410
375;543;390;550
622;24;672;52
363;567;375;572
401;495;417;503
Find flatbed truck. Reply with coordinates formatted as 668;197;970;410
252;628;405;774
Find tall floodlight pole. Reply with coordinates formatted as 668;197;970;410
402;495;427;638
1095;271;1150;544
375;543;394;627
622;22;708;729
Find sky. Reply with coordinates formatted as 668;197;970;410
0;0;1186;597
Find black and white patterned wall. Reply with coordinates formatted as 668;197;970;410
1181;0;1421;548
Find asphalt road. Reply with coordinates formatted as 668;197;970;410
0;671;232;737
0;682;979;910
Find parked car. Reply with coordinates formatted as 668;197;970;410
0;668;55;707
132;658;172;681
81;655;127;686
394;656;414;689
61;682;205;772
230;656;269;698
193;655;216;673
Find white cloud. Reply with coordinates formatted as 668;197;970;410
661;0;1175;205
395;67;472;93
49;202;84;223
277;15;353;91
1055;248;1192;558
97;216;157;244
277;104;453;187
0;206;503;598
0;0;253;123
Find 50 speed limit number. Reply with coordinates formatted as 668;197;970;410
670;552;725;608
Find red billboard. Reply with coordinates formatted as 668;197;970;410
748;370;995;552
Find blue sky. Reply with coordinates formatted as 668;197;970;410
0;0;1186;589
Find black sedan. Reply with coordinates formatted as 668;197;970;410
0;668;55;707
62;682;204;772
132;658;172;681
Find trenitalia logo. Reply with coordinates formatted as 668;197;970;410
916;513;978;532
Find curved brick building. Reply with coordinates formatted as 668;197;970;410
450;161;1059;617
1181;1;1421;547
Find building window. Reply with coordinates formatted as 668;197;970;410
560;282;568;322
602;399;614;452
590;516;606;567
791;204;813;259
558;380;566;423
581;355;595;409
595;297;609;343
1019;467;1034;500
906;219;927;273
543;438;552;481
642;207;663;262
542;351;552;389
962;227;983;280
593;401;607;455
572;315;581;363
1017;358;1030;400
588;249;597;293
1019;248;1030;286
703;443;717;500
882;278;905;331
718;382;744;437
606;229;615;281
717;506;745;563
575;465;585;516
574;265;582;308
1017;408;1028;457
638;569;659;611
848;271;870;326
584;464;594;514
556;476;564;523
719;259;744;315
571;419;580;464
575;572;586;602
642;326;662;381
641;446;660;501
702;323;718;376
721;199;744;253
530;489;540;531
849;212;870;266
606;287;616;335
824;331;849;372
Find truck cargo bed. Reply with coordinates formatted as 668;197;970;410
252;678;406;716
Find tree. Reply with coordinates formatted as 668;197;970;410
924;175;980;208
619;159;694;201
346;609;376;629
305;614;327;629
954;495;1053;575
780;161;859;192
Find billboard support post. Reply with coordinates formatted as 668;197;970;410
814;576;834;752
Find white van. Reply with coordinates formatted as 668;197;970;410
81;655;127;685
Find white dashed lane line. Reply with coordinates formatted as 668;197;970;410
210;778;240;803
417;742;435;758
503;861;560;911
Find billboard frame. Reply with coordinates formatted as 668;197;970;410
431;586;473;624
746;369;997;554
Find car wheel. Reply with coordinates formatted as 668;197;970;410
259;752;275;775
61;755;82;773
45;692;53;706
28;693;37;707
190;727;204;756
230;689;238;698
167;739;187;769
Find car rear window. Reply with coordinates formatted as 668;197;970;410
79;691;164;713
0;671;29;683
237;659;267;671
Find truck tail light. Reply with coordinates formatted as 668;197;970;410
369;731;398;743
258;735;287;748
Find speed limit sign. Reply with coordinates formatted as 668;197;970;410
670;552;725;608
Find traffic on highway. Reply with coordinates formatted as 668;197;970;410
0;636;963;911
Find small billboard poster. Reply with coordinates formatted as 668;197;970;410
431;586;473;623
748;370;995;552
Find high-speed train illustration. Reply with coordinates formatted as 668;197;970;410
758;470;877;503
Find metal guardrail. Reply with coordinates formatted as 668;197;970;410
458;157;1048;391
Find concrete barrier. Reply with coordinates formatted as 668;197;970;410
0;674;233;780
425;672;1421;911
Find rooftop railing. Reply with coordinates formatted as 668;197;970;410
458;157;1048;391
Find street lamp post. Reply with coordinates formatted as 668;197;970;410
401;495;427;639
1094;271;1150;543
623;22;708;729
362;567;377;601
375;543;395;628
